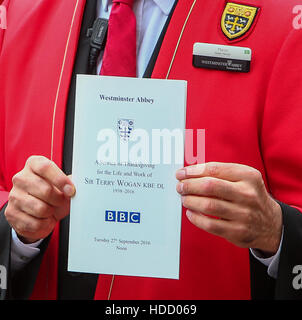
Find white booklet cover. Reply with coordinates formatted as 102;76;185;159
68;75;187;279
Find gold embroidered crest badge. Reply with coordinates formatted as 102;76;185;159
221;2;259;41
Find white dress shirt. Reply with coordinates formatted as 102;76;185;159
10;0;282;280
96;0;174;77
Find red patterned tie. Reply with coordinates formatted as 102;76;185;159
100;0;136;77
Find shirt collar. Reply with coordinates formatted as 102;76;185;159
152;0;175;15
102;0;109;12
101;0;175;15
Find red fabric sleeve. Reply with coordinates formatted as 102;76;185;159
0;0;10;209
261;29;302;212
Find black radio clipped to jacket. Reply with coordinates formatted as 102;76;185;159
87;18;108;73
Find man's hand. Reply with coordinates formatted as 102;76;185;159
176;162;282;255
4;156;76;244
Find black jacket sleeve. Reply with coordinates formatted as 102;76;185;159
275;202;302;299
0;203;11;300
250;202;302;300
0;204;50;300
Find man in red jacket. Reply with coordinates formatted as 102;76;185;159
0;0;302;300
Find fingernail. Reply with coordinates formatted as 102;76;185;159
186;164;205;176
176;169;186;180
176;182;184;194
186;210;193;220
63;184;75;197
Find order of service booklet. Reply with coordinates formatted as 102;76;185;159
68;75;187;279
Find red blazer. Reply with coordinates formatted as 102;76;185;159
1;0;302;299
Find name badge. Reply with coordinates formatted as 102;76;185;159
193;42;252;73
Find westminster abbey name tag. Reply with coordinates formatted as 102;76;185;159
68;75;187;279
193;42;252;72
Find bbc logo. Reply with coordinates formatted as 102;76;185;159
105;210;141;223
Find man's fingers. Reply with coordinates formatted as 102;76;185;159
181;196;241;221
12;172;66;207
185;209;231;238
26;156;75;197
13;192;55;219
52;200;71;222
177;177;239;201
176;162;262;183
185;209;257;248
6;156;74;243
5;203;56;239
